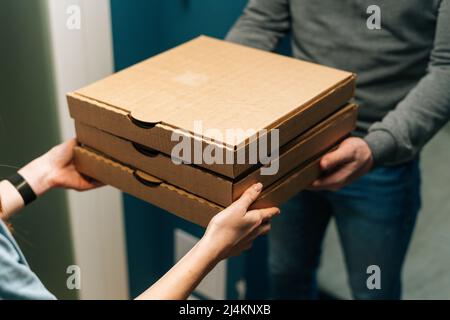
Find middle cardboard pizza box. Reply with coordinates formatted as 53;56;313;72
75;103;358;207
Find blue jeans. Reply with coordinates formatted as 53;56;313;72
269;159;421;300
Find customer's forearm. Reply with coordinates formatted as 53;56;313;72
136;236;221;300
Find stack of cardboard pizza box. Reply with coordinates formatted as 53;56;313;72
68;36;357;227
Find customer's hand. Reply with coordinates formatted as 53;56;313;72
19;139;102;196
310;137;373;191
137;184;280;300
200;183;280;261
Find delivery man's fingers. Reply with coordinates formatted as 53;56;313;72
312;166;352;191
320;144;354;171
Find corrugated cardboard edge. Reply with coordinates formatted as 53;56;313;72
76;122;236;206
252;145;339;210
74;146;222;227
75;104;358;206
233;104;357;199
74;144;334;228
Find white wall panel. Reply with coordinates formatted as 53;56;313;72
45;0;129;299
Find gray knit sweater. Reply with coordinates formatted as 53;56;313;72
226;0;450;165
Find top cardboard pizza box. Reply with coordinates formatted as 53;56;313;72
68;36;355;178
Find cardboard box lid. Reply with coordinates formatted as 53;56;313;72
69;36;355;150
75;104;358;206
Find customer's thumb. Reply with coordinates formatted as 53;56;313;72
234;183;263;213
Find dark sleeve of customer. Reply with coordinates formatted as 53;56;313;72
225;0;290;51
365;0;450;165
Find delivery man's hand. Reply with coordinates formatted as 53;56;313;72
202;183;280;261
310;137;373;191
19;139;102;196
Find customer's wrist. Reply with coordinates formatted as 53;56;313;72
197;236;223;266
18;155;53;197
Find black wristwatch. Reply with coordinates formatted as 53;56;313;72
6;173;37;205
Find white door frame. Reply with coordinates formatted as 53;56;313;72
45;0;129;300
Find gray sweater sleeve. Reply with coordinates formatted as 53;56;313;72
365;0;450;165
225;0;290;51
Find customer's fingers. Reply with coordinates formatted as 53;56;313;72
239;239;255;253
65;138;77;148
246;207;280;223
233;223;273;257
257;222;272;236
244;219;271;241
240;224;271;251
260;207;280;223
232;183;263;214
243;241;254;251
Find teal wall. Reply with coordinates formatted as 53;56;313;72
0;0;77;299
112;0;250;69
